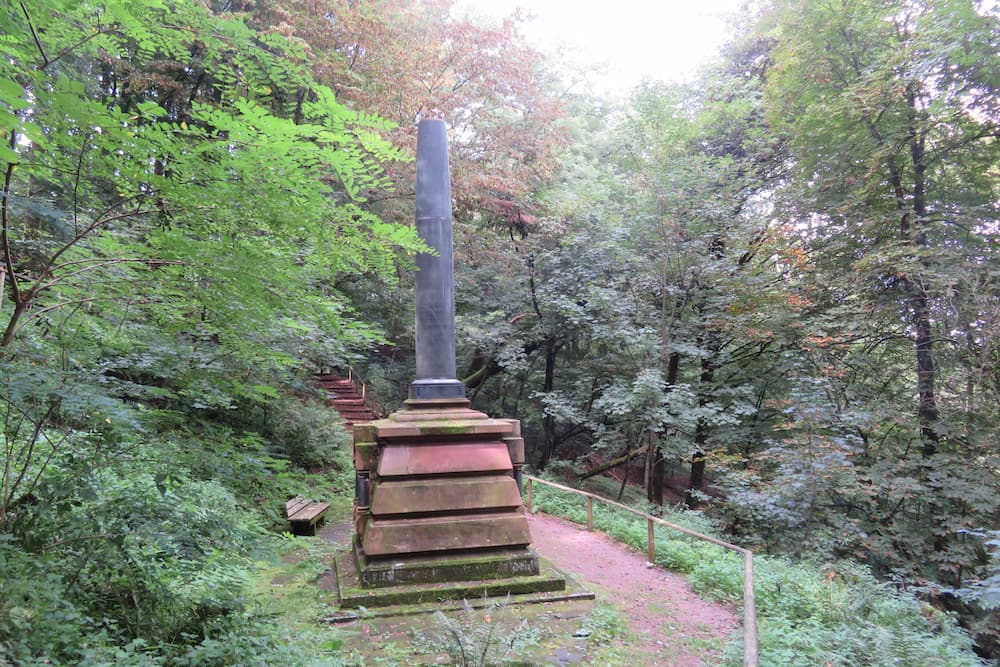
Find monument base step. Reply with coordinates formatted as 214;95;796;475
325;579;594;622
354;538;540;587
333;547;569;609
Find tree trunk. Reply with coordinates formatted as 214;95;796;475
912;277;938;454
881;86;938;456
644;430;658;504
685;235;724;507
647;352;679;505
906;102;938;456
1;299;29;347
538;338;560;469
651;444;664;505
687;347;715;507
578;447;644;480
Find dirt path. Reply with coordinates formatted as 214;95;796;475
527;512;739;666
326;511;739;665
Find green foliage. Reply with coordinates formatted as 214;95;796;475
166;426;298;518
1;446;213;659
23;466;256;640
0;537;97;664
0;410;354;664
528;482;590;525
0;0;410;656
1;0;424;361
748;0;1000;598
262;396;352;471
962;531;1000;611
460;2;1000;657
716;557;987;667
422;596;539;667
579;603;627;645
0;0;419;538
0;0;996;662
171;614;354;667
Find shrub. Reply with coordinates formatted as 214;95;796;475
1;425;355;665
0;538;91;664
263;396;351;471
423;596;539;667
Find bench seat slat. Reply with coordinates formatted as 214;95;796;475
289;502;330;523
285;496;311;515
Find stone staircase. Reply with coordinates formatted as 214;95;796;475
316;373;378;428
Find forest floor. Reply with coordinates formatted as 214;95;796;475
295;508;739;666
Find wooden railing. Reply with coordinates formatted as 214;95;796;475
524;475;759;667
346;365;386;418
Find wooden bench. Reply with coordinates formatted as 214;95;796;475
285;495;330;536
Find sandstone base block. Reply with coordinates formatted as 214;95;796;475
349;398;562;599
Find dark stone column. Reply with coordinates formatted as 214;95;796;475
409;118;466;400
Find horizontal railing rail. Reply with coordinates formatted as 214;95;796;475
524;475;758;667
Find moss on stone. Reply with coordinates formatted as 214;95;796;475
419;422;476;436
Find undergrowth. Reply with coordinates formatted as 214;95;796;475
0;393;356;666
579;602;628;645
529;480;988;667
415;595;540;666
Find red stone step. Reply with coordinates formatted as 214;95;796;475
316;373;380;428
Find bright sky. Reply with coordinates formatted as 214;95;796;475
456;0;745;94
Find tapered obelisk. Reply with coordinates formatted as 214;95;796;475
342;117;564;605
410;117;466;400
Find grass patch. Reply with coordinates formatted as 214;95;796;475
246;524;360;665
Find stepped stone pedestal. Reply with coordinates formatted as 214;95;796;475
342;397;564;606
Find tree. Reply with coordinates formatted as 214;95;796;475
607;57;791;505
252;0;567;227
764;0;999;455
738;0;1000;650
1;0;423;523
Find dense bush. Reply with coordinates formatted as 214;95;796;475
0;539;95;664
262;396;352;471
0;422;343;665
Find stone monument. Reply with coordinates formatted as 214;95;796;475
341;117;564;606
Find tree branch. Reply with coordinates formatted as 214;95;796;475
1;134;22;308
578;447;644;481
19;2;49;68
38;26;124;73
71;132;93;234
5;297;98;340
0;397;61;522
38;258;169;294
26;203;155;300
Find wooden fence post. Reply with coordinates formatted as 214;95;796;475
647;518;655;563
743;552;758;667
